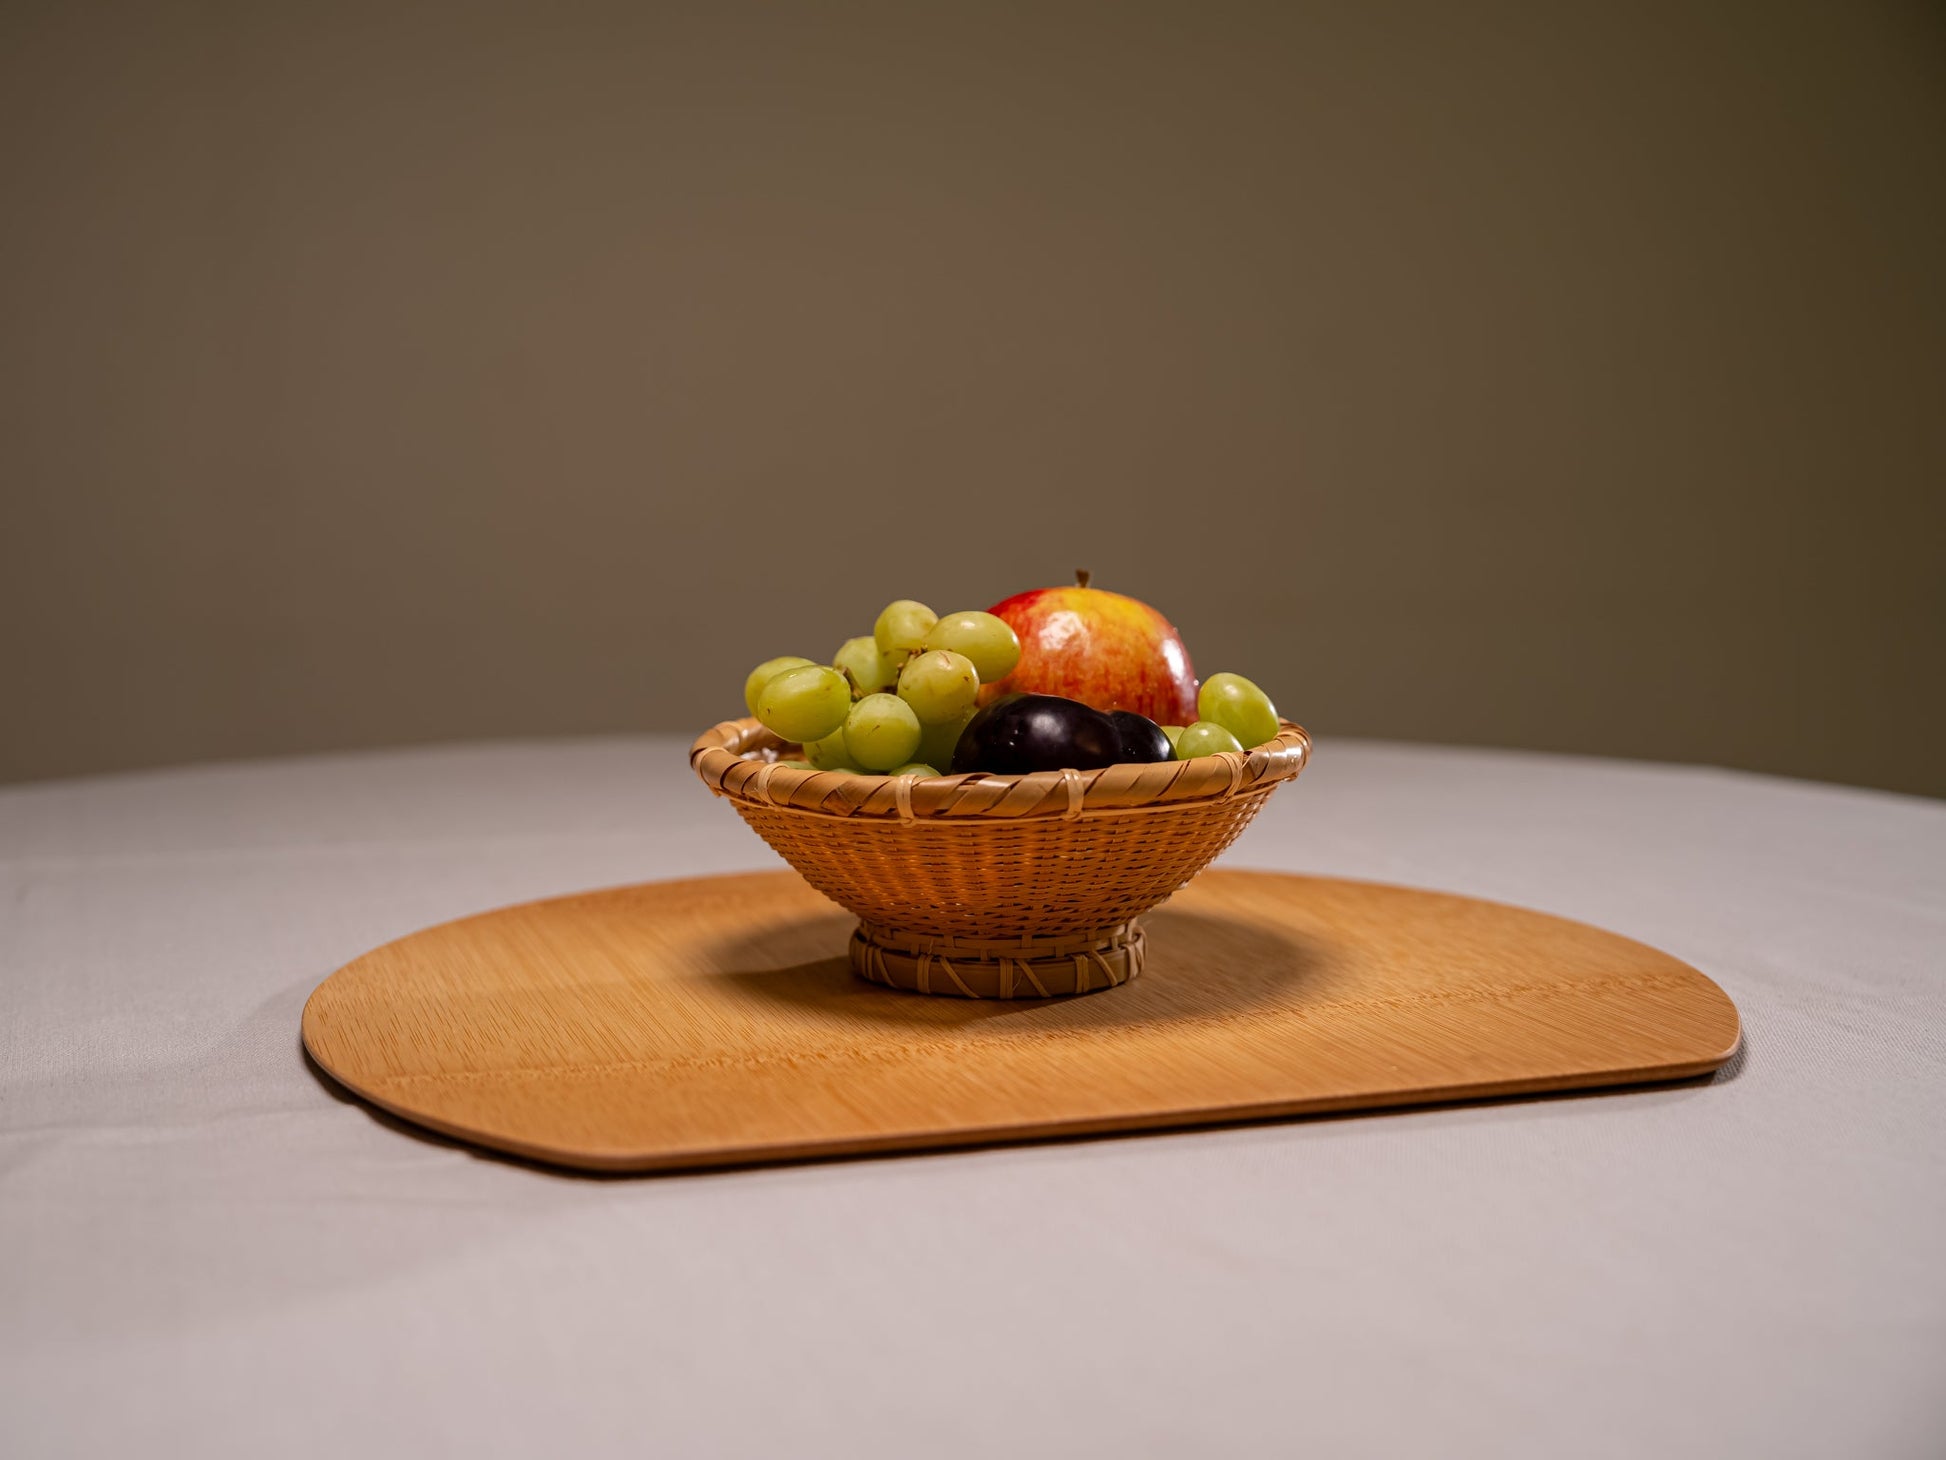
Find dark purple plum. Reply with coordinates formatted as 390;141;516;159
949;694;1121;775
1105;710;1172;765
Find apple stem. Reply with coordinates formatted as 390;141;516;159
1075;568;1092;589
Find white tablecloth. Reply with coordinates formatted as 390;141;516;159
3;738;1942;1458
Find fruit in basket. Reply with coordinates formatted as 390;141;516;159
1198;672;1280;749
755;664;852;742
897;650;980;726
834;636;899;696
845;692;923;771
984;571;1198;725
737;588;1288;778
743;656;817;716
874;599;938;657
949;694;1120;775
1106;709;1173;764
1174;720;1244;759
889;762;940;777
921;611;1022;682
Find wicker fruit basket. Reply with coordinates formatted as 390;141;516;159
690;716;1311;999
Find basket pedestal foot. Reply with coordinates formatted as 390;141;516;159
848;920;1145;999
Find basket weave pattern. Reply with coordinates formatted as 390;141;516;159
691;716;1310;997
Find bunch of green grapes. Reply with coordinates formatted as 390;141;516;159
742;600;1021;775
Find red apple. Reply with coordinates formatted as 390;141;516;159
985;571;1199;725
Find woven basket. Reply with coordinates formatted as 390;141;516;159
690;717;1310;998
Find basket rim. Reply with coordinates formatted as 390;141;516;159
689;716;1310;822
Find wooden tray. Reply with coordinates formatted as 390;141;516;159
302;870;1740;1173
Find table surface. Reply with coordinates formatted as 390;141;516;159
3;737;1942;1459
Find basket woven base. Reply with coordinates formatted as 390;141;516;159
848;920;1145;998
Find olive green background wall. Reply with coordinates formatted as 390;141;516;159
4;1;1943;794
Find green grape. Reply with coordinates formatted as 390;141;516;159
873;598;937;657
916;708;974;770
1197;672;1280;748
1160;725;1185;754
896;649;979;726
802;728;861;771
844;692;922;771
743;656;816;716
776;759;815;770
921;611;1021;682
755;664;851;743
1174;720;1244;759
833;635;898;696
888;763;940;778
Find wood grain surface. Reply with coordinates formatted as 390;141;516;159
302;870;1741;1173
